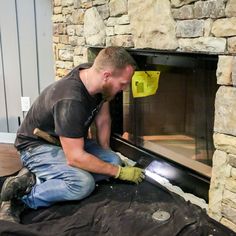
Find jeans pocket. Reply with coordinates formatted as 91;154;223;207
20;146;44;165
20;150;31;166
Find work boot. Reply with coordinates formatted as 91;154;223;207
1;167;36;202
0;199;25;223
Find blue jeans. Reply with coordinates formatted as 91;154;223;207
19;139;122;209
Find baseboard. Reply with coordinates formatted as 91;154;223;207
0;133;16;144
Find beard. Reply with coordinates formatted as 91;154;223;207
102;83;115;102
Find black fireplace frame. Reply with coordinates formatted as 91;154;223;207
89;47;219;202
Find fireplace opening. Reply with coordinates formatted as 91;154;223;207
89;48;218;178
112;50;218;178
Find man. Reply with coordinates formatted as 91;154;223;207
0;46;144;223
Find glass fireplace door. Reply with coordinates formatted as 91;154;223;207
114;52;218;176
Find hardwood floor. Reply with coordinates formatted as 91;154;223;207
0;143;22;177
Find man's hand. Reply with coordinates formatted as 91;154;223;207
115;166;145;184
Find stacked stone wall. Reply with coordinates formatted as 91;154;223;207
52;0;236;231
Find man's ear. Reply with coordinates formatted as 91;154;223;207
103;71;111;82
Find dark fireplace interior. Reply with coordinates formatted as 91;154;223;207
110;50;218;177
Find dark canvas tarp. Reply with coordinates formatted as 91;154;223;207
0;176;235;236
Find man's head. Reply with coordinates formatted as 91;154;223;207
93;47;136;101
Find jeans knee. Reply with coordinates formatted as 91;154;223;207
80;173;95;198
66;171;95;201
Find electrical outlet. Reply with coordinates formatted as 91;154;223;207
21;97;31;112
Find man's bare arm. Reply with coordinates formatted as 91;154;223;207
60;136;118;176
95;102;111;149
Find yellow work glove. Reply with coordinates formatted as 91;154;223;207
115;166;145;184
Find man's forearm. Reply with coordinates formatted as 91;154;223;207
67;150;119;177
96;119;111;149
95;102;111;149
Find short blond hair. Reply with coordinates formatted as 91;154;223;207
93;46;136;72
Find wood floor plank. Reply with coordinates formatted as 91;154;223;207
0;143;22;176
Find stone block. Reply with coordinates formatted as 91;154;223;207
57;43;73;50
129;0;178;50
176;19;204;38
70;9;84;24
172;5;194;20
117;15;129;25
53;36;60;43
220;217;236;233
106;15;129;26
52;14;64;23
106;27;114;36
58;23;66;34
226;165;233;178
233;57;236;87
81;1;93;9
171;0;197;8
55;60;63;69
73;0;79;8
53;24;59;35
212;150;228;169
106;17;117;26
59;49;73;61
54;6;62;14
54;0;61;7
69;36;78;46
225;178;236;194
106;35;134;48
228;37;236;54
97;4;109;19
62;0;74;6
59;35;69;44
109;0;127;17
74;46;84;55
56;61;73;69
214;86;236;136
93;0;107;6
62;6;74;15
214;133;236;156
56;68;69;77
193;0;225;19
76;25;84;36
77;37;85;46
232;168;236;180
74;0;93;9
54;47;59;61
67;25;76;36
84;7;106;46
178;37;226;53
208;150;228;221
212;17;236;37
65;15;72;24
226;0;236;17
73;55;86;66
229;154;236;168
114;25;131;35
216;56;233;85
222;203;236;225
204;18;213;37
83;47;88;62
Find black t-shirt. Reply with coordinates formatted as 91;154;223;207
15;63;103;151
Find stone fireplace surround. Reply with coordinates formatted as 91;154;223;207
52;0;236;232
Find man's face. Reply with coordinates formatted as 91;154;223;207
102;65;134;101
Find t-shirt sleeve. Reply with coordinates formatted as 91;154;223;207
53;99;87;138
